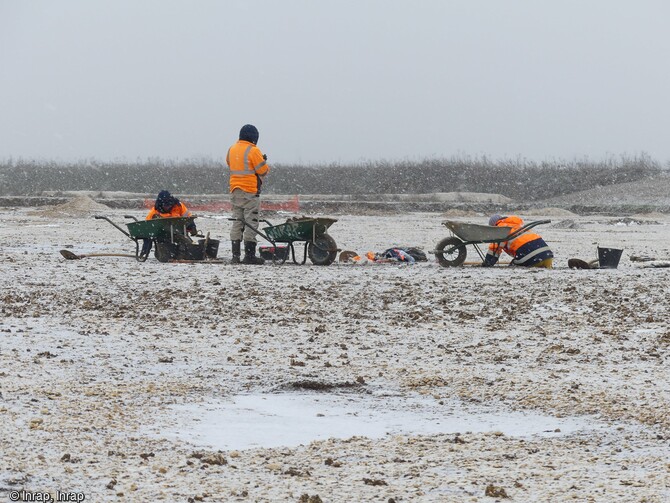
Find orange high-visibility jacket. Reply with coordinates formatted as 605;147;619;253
488;216;542;257
145;202;190;220
227;140;270;194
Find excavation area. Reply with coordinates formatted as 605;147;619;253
1;207;669;502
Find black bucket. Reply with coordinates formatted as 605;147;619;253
155;242;179;263
259;245;289;261
199;239;220;259
597;247;623;269
179;242;205;261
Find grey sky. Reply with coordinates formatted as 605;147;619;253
2;0;669;164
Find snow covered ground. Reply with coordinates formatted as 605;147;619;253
1;206;670;502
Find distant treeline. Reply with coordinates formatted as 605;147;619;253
0;155;662;201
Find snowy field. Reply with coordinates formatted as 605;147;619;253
2;205;670;502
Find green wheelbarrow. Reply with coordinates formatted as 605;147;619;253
94;215;218;263
230;216;339;265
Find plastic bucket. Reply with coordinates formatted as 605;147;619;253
199;239;220;259
155;242;179;263
259;245;289;261
179;242;205;261
597;247;623;269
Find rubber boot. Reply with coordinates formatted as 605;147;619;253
242;241;265;265
231;240;241;264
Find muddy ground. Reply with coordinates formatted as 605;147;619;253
1;207;669;502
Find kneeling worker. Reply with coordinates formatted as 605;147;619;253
483;214;553;268
146;190;197;235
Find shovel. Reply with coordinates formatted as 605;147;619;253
567;258;599;269
60;250;136;260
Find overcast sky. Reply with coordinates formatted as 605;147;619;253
2;0;669;164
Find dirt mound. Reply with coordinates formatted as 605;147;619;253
542;175;670;207
28;195;110;218
552;219;581;229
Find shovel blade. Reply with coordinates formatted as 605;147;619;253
568;258;592;269
60;250;81;260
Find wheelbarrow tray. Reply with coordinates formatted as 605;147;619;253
126;216;197;239
263;217;337;242
443;220;513;242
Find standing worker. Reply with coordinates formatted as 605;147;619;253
483;214;554;268
227;124;270;264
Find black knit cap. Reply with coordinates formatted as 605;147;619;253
155;190;179;213
239;124;259;144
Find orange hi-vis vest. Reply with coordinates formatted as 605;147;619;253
145;202;190;220
227;140;270;194
484;215;553;267
488;216;540;257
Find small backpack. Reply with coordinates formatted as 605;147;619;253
399;247;428;262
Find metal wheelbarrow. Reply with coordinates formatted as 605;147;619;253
434;219;551;267
94;215;218;263
230;216;339;265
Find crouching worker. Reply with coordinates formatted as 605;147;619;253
483;214;553;268
146;190;197;236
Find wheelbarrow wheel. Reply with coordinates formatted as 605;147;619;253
435;237;467;267
308;234;337;266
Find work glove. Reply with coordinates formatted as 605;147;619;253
262;154;268;161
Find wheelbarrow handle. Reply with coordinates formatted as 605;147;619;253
505;219;552;241
124;215;139;222
228;217;273;226
93;215;131;238
227;217;274;245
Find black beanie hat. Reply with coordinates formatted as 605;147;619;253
155;190;179;213
239;124;259;144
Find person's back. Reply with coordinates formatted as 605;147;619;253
227;131;269;195
483;215;553;268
